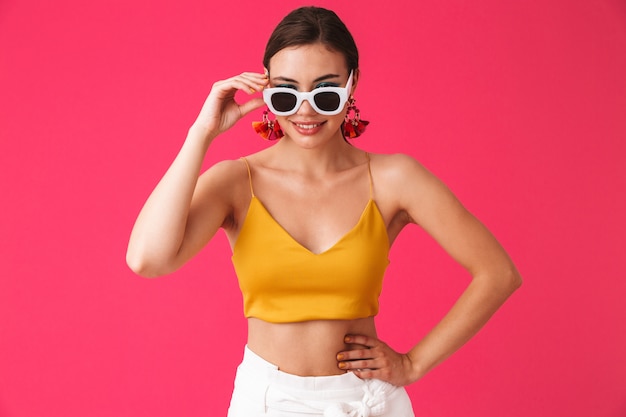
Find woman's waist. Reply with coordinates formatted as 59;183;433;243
246;316;377;377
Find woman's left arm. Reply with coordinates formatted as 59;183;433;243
337;154;522;386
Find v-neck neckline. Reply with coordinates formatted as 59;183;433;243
244;196;376;256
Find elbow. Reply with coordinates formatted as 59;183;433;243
126;253;155;278
474;264;522;297
500;266;523;295
509;265;523;289
126;249;170;279
513;271;523;290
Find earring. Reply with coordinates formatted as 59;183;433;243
342;97;369;139
252;110;284;140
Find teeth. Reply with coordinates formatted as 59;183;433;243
295;123;321;129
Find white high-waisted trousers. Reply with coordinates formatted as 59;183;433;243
227;346;415;417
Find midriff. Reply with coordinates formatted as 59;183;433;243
247;317;377;376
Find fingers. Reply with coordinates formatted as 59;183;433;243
196;71;268;133
230;73;268;117
336;334;406;383
344;334;378;347
337;349;378;371
238;97;265;118
336;336;416;386
241;72;269;94
213;72;268;97
337;334;381;370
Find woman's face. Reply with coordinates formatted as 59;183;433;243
267;43;356;148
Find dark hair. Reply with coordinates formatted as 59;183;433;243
263;7;359;72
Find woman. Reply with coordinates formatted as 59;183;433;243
127;6;522;416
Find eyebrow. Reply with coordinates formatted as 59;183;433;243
272;73;341;84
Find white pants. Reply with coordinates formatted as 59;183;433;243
227;346;415;417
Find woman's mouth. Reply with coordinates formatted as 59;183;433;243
291;121;325;135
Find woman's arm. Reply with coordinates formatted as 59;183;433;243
126;72;268;277
337;154;522;385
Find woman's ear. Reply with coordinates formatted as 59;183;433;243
351;68;360;95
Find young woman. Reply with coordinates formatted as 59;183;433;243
127;6;522;416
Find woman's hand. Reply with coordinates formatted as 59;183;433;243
193;72;268;136
337;334;419;387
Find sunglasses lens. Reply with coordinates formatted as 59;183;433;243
314;92;341;112
270;92;298;113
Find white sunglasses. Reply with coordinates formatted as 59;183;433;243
263;71;353;116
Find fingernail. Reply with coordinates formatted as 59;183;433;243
338;362;347;369
344;336;351;343
337;353;344;360
249;87;256;93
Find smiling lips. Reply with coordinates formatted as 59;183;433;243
292;121;325;134
295;122;322;129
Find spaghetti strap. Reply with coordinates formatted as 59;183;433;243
365;152;373;199
240;157;255;198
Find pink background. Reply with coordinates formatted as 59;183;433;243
1;0;625;416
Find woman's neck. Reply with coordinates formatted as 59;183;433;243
269;135;362;176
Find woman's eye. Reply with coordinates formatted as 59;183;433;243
315;82;339;89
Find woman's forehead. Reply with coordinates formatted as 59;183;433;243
268;44;347;76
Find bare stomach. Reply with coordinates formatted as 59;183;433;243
246;317;377;376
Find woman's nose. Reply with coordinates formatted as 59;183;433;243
296;98;317;115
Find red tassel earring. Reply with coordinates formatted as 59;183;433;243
342;97;369;139
252;110;284;140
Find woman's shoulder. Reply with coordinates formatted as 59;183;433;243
201;158;247;181
196;158;254;205
368;152;433;181
369;151;417;164
367;151;449;204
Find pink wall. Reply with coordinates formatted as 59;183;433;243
1;1;625;416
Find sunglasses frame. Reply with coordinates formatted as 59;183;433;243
263;70;354;116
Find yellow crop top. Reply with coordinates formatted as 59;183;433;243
231;155;390;323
